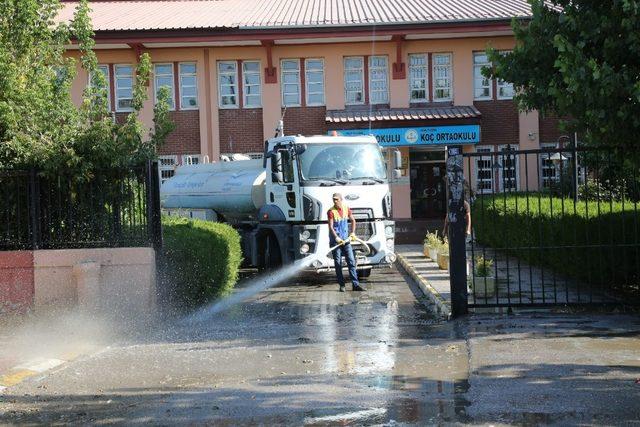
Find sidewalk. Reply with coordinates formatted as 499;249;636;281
396;244;452;319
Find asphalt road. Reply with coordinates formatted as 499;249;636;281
1;266;639;425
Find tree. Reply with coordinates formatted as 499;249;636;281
0;0;174;176
486;0;640;148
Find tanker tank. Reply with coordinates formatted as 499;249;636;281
160;159;267;222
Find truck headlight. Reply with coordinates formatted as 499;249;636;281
386;238;394;249
384;225;394;237
300;243;310;254
300;230;311;240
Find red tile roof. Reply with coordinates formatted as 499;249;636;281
57;0;532;32
326;106;482;123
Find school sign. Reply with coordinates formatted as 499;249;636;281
334;125;481;147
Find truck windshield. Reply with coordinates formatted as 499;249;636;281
297;143;387;183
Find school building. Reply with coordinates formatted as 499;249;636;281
60;0;568;238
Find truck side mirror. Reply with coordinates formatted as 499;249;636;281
272;151;284;183
393;150;402;169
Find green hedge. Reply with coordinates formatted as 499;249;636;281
472;194;640;291
159;216;243;308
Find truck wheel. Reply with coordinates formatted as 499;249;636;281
264;234;282;270
357;267;372;278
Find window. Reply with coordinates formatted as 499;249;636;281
369;56;389;104
473;53;492;100
409;54;428;103
305;58;325;106
115;64;134;112
240;60;261;108
475;146;494;194
433;53;452;101
90;65;111;110
158;155;178;184
218;61;238;108
344;57;364;105
179;63;198;109
497;51;514;99
281;59;301;107
154;63;175;110
498;145;519;192
497;79;514;99
182;154;200;165
540;143;558;189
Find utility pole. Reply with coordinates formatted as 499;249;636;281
446;146;468;317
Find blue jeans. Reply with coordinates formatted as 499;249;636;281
332;242;359;287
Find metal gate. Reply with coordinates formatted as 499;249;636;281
449;144;640;309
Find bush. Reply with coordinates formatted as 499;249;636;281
159;216;242;309
471;193;639;293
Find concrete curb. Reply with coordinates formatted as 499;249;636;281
396;253;452;320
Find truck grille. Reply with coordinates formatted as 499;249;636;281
351;208;374;241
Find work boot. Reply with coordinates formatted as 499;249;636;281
352;284;367;291
339;285;346;292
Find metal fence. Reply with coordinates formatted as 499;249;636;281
460;145;640;308
0;161;162;251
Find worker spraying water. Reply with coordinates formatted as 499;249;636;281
328;192;365;292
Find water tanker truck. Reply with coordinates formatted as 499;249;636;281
160;135;400;275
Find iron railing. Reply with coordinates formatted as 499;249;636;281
0;161;162;251
460;145;640;308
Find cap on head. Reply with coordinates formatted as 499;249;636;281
332;193;342;201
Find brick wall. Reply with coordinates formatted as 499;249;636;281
539;113;566;144
0;251;34;314
282;106;327;136
219;108;264;153
474;100;519;146
158;110;200;156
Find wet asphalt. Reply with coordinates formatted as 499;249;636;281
1;267;640;425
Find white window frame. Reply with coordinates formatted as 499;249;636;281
280;59;301;107
496;51;515;100
540;142;559;189
473;52;492;101
433;53;453;102
179;62;198;110
242;60;262;108
305;58;325;106
475;145;494;194
368;55;389;104
408;54;428;103
344;56;365;106
217;61;239;109
158;155;178;184
89;64;111;111
498;145;519;192
181;154;201;165
114;64;134;112
154;63;176;111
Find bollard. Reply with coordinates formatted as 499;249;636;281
446;146;468;317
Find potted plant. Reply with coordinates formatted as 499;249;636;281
436;238;449;270
469;256;496;298
424;231;441;261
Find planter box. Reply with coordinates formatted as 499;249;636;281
437;252;449;270
428;247;439;261
469;275;497;298
423;243;430;258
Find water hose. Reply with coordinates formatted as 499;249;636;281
326;235;371;256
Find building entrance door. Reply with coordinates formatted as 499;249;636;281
410;162;446;219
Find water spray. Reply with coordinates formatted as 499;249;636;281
183;235;370;324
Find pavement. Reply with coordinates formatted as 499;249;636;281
0;266;639;425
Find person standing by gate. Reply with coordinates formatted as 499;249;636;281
328;193;364;292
